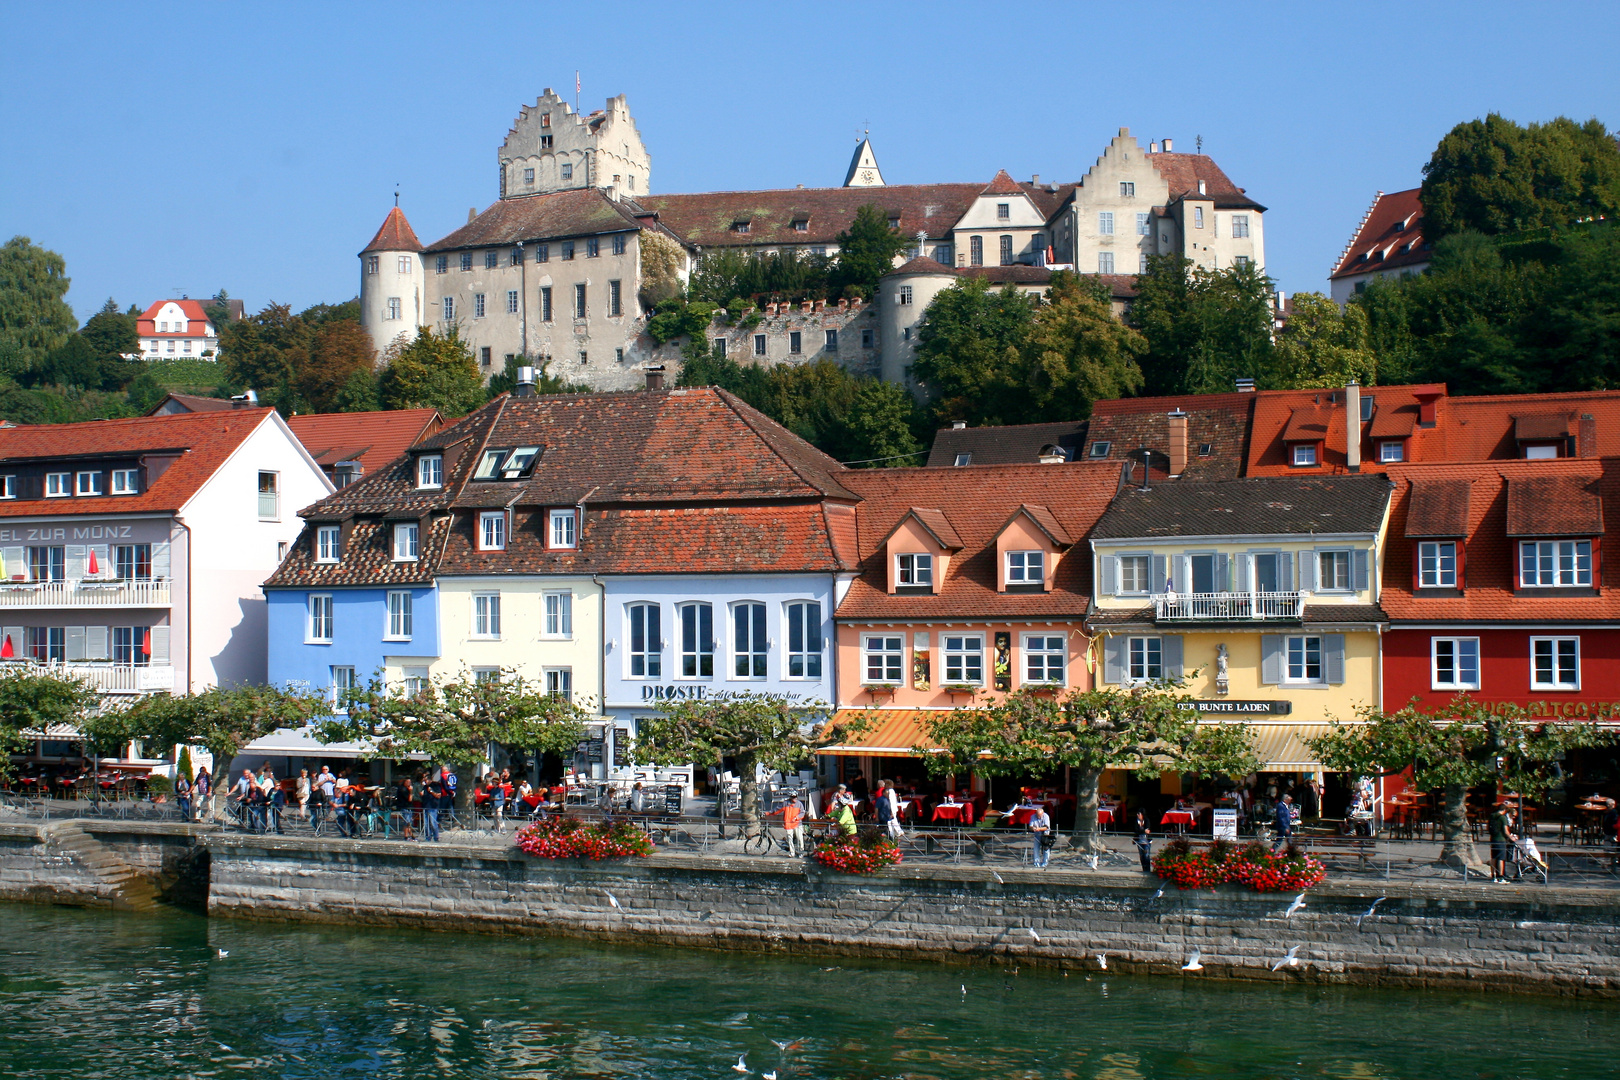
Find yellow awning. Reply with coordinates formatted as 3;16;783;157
819;709;943;758
1244;723;1335;769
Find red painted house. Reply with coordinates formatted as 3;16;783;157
1380;457;1620;719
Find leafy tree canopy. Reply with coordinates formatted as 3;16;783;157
0;667;100;781
1128;256;1276;396
1271;292;1379;389
0;236;77;375
377;325;486;416
689;248;837;307
830;204;910;299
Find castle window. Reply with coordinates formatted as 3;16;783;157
474;294;485;318
586;237;600;258
540;135;553;149
578;350;588;365
861;328;873;348
540;287;553;321
999;235;1013;265
1233;215;1251;238
970;236;983;266
789;332;802;355
574;283;586;319
996;203;1010;221
1099;211;1115;235
899;285;913;306
1098;252;1114;274
1137;212;1151;236
386;297;401;320
1194;207;1205;229
612;234;626;255
524;167;535;185
366;255;379;274
825;329;838;352
609;280;622;316
509;248;523;266
561;241;575;260
442;297;455;320
615;347;624;363
1120;182;1135;197
480;347;491;366
485;251;498;269
398;255;413;273
435;255;448;274
536;244;549;263
460;252;473;271
541;112;551;128
754;335;766;356
560;162;573;180
507;290;519;314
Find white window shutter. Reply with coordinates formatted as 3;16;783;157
86;625;109;660
2;625;22;655
1214;553;1230;592
1260;634;1282;684
1;547;23;581
1102;637;1124;684
65;545;85;580
151;542;172;579
1324;634;1346;684
66;626;87;661
1161;635;1184;679
1237;553;1252;593
1151;555;1167;594
149;626;171;664
1100;555;1117;596
1300;551;1317;592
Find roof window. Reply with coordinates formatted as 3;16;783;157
1089;441;1111;458
474;446;543;480
1198;443;1213;457
732;220;751;234
953;453;971;467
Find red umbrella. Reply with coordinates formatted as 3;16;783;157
0;634;11;659
87;548;99;575
142;629;151;656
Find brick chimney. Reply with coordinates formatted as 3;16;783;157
1167;410;1188;477
1345;382;1361;473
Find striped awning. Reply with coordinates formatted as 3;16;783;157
819;709;944;758
1245;723;1336;769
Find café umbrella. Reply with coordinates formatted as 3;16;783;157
0;634;11;659
86;548;99;576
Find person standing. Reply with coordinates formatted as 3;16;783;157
1133;808;1153;872
884;781;904;838
1489;802;1515;882
270;782;287;835
174;770;192;822
782;793;805;857
875;782;898;839
423;776;444;842
331;785;351;838
193;767;211;822
1029;804;1052;869
395;776;416;840
1272;794;1295;853
296;769;311;822
489;777;507;833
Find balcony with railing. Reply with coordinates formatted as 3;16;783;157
0;579;171;608
52;662;174;693
1152;591;1302;622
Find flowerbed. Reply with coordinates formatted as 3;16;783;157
513;817;654;860
812;835;903;874
1152;838;1326;893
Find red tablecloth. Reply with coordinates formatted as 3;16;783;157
931;802;975;824
902;797;927;817
1160;810;1197;828
1096;806;1115;825
1007;806;1051;827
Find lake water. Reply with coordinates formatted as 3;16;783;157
0;904;1614;1079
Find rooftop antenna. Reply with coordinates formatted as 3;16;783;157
1196;134;1203;153
574;70;580;114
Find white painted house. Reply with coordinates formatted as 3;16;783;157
137;299;220;360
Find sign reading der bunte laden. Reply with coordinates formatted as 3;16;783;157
1186;700;1293;715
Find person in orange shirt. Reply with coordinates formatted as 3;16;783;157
782;793;806;857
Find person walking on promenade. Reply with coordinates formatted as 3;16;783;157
296;770;311;822
174;770;192;822
1029;804;1052;868
875;781;899;840
489;776;507;832
270;782;287;835
885;781;905;838
1489;802;1515;882
1272;794;1295;853
782;793;806;856
1133;808;1153;872
423;776;444;842
193;767;211;821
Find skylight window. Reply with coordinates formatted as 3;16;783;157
502;447;540;478
474;451;507;479
1089;441;1111;458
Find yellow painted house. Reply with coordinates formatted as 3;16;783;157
1086;474;1393;772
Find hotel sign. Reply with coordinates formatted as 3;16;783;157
640;684;708;701
1187;700;1292;715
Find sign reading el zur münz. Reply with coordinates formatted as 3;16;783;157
1186;700;1292;715
640;684;708;701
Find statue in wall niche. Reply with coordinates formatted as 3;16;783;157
1215;643;1230;696
912;651;930;691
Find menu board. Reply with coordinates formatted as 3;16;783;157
586;738;605;763
613;729;630;767
663;785;684;816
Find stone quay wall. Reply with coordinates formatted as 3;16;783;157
199;832;1620;998
0;820;209;910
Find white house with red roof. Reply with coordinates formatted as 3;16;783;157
137;299;219;361
1329;188;1430;303
0;409;329;704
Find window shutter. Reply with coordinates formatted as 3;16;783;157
1214;553;1230;593
89;544;110;577
151;542;172;579
1100;554;1117;596
1324;633;1346;684
1237;553;1252;593
1102;637;1124;685
1354;549;1370;592
1260;634;1282;684
149;626;171;664
1151;555;1167;594
2;547;23;581
1161;635;1184;679
1279;551;1294;592
66;545;86;580
2;626;22;655
66;626;87;661
86;625;109;660
1300;551;1317;592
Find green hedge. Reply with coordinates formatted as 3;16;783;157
142;358;226;392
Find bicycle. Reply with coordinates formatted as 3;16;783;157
742;821;790;856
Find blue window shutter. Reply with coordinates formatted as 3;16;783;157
1214;553;1230;592
1354;549;1370;592
1103;637;1124;684
1261;634;1282;684
1100;554;1117;596
1324;633;1346;684
1237;553;1252;593
1161;635;1184;679
1151;555;1167;594
1279;551;1294;591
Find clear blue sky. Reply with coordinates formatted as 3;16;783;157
3;1;1616;323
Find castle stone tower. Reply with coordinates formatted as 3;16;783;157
358;205;425;358
499;90;650;200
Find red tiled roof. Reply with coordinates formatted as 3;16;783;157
836;463;1122;620
423;188;644;252
1404;479;1470;536
892;256;955;276
1505;474;1603;536
1146;152;1266;211
892;507;964;551
1329;188;1428;279
361;206;424;255
136;299;213;338
286;409;443;478
0;409;279;517
1382;459;1620;623
983;169;1024;195
642;183;985;247
1087;392;1253;482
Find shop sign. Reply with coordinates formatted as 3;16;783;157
1478;699;1620;719
0;522;141;542
1186;700;1292;715
640;684;708;701
1213;809;1238;840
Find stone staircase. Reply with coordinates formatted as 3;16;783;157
46;822;159;911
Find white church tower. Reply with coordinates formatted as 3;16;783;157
358;204;425;358
499;90;651;200
844;138;885;187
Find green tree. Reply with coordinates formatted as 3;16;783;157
0;236;77;377
296;320;376;412
1272;292;1379;389
689;248;836;306
81;684;329;817
633;692;867;832
842;380;925;465
219;301;312;393
317;668;590;807
330;369;382;413
1129;256;1276;395
377;325;486;416
912;275;1036;422
1421;114;1620;241
919;686;1257;852
81;298;139;361
1309;697;1614;871
0;667;99;782
1018;271;1145;417
831;204;910;299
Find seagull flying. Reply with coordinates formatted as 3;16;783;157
1027;927;1040;942
732;1054;750;1074
606;892;621;910
1181;949;1203;971
1356;897;1387;929
1152;885;1166;900
993;871;1005;884
770;1039;803;1053
1097;953;1108;970
1271;946;1301;972
215;949;228;959
1283;892;1306;918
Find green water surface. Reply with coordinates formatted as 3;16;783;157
0;904;1613;1079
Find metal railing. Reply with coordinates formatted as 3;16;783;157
34;662;175;693
0;579;171;608
1153;590;1301;621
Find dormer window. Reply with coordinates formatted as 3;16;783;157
1089;441;1111;459
953;453;972;467
1291;444;1318;467
315;526;340;564
474;451;505;479
417;454;443;488
45;472;70;497
549;508;577;548
732;220;751;234
1006;550;1044;584
393;522;419;562
1379;441;1404;463
1519;540;1591;587
896;553;933;587
792;219;808;232
76;471;103;496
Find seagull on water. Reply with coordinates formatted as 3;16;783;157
1283;892;1306;918
1356;897;1387;929
1096;952;1108;970
764;1072;777;1080
1181;949;1203;971
215;949;229;959
606;892;621;910
732;1054;750;1074
1271;946;1301;972
961;984;967;996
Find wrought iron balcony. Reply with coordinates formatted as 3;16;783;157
0;579;171;608
1152;590;1301;622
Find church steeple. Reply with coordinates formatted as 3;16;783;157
844;138;884;187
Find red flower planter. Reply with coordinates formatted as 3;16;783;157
513;817;654;860
1152;839;1325;893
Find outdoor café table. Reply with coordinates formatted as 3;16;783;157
1096;805;1115;826
1160;809;1198;832
931;802;975;824
1007;805;1048;827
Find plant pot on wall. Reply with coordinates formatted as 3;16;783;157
866;684;898;702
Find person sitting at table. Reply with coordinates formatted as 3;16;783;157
1601;798;1618;845
629;782;647;814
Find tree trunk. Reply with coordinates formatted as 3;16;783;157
1069;767;1107;853
736;749;761;834
210;753;235;822
1437;782;1485;871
